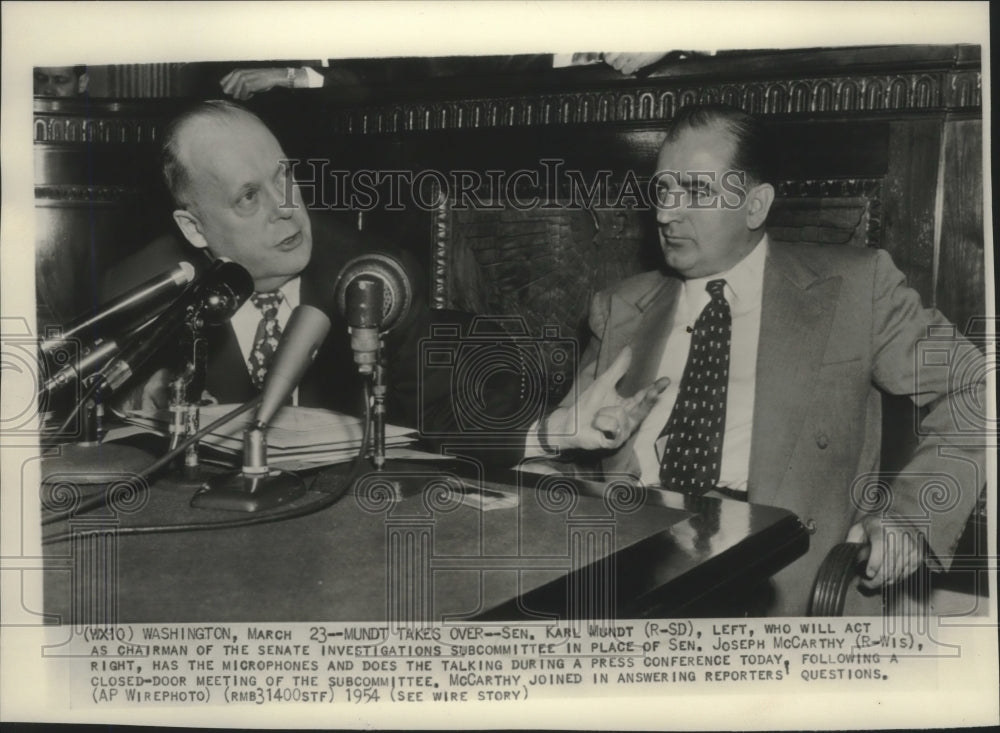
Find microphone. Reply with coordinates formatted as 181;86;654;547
333;252;414;374
40;317;157;400
40;262;195;357
96;259;253;394
255;305;332;430
192;305;331;512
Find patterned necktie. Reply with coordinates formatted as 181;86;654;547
248;291;285;389
658;279;732;494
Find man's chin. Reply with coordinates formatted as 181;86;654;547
660;245;696;276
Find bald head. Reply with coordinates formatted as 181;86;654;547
164;100;313;292
161;100;271;209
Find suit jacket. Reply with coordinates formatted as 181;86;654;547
101;214;443;429
562;241;985;616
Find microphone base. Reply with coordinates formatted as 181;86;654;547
190;468;305;512
41;442;154;485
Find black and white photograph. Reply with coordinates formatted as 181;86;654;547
1;1;996;729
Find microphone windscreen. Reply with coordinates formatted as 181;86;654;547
255;305;332;426
198;260;254;324
333;252;414;332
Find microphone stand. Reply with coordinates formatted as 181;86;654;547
189;305;330;512
162;320;210;490
189;418;305;512
371;355;388;470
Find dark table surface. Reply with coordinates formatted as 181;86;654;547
41;455;808;624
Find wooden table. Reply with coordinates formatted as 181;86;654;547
41;458;809;623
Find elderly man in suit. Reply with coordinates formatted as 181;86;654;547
103;100;437;428
531;105;986;616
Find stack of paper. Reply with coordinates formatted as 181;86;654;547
124;404;415;467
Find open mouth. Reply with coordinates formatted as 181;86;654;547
661;234;692;245
276;231;302;251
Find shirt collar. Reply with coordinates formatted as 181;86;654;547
278;276;301;308
682;234;768;309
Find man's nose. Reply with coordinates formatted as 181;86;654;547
656;200;683;225
266;182;295;220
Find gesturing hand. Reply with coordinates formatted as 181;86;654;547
543;346;670;451
846;516;928;589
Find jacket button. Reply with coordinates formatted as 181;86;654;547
805;519;817;534
815;432;829;449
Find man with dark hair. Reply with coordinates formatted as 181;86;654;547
34;65;88;97
530;104;985;616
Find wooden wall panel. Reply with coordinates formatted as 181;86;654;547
881;120;942;306
936;118;985;335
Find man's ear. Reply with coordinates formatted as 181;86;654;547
745;182;775;230
172;209;209;250
77;73;89;95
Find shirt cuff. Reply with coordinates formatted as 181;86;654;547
302;67;325;88
524;417;548;458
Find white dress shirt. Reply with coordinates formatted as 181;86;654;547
633;238;767;490
526;237;768;494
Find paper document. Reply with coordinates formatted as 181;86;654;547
124;404;415;464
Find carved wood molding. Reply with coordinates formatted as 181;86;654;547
333;71;981;135
33;116;161;144
35;184;139;205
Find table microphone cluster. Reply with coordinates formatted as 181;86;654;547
39;258;254;484
42;249;417;517
191;250;417;512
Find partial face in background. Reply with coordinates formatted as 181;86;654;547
653;122;773;278
171;111;312;292
34;66;88;97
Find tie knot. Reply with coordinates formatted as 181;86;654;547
706;279;727;301
252;291;284;318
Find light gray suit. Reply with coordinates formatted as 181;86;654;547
563;241;985;615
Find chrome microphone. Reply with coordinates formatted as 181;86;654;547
254;305;332;432
192;305;331;512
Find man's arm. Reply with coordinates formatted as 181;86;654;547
850;249;987;583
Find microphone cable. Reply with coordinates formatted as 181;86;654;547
44;378;105;439
41;382;375;543
41;397;259;527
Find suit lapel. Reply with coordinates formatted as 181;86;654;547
602;276;680;478
749;245;841;506
616;277;680;396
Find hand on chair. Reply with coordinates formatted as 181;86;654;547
846;515;928;589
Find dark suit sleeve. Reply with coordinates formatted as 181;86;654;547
867;249;986;569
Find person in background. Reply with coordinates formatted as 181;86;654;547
34;65;88;97
217;52;678;99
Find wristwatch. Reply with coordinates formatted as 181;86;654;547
286;67;297;88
